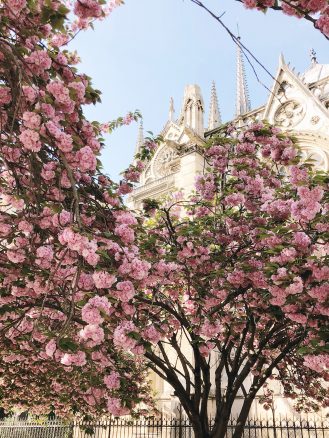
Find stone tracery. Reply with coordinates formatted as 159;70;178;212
274;100;305;128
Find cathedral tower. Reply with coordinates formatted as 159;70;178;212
179;84;204;136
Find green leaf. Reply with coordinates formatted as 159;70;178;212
58;338;79;353
128;332;141;340
96;249;112;261
297;346;312;355
0;304;12;315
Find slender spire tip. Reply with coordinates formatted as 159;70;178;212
208;80;221;130
279;52;285;66
135;119;144;156
235;35;251;117
168;97;175;122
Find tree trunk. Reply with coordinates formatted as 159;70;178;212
184;409;211;438
188;400;255;438
210;405;231;438
174;390;256;438
231;396;255;438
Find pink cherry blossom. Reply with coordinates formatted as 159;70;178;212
19;129;42;152
104;372;121;390
92;271;116;289
61;351;87;367
116;281;135;302
76;146;97;172
79;324;104;346
45;340;57;358
0;86;11;105
113;321;138;351
107;397;129;416
114;224;135;243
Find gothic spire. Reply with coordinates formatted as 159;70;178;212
236;36;251;117
134;119;144;156
208;81;221;130
168;97;175;121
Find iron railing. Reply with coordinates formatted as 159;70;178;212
0;419;73;438
0;417;327;438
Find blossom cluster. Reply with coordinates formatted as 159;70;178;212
242;0;329;37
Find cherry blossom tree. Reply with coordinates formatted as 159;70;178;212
133;122;329;438
0;0;158;418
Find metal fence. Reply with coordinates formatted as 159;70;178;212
73;418;193;438
0;419;73;438
0;417;327;438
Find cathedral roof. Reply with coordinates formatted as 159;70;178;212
302;62;329;84
301;51;329;84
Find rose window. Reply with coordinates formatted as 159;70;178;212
274;100;305;128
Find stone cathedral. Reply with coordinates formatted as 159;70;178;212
127;46;329;419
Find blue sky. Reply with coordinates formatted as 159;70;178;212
70;0;328;181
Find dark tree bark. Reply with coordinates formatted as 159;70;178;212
143;319;307;438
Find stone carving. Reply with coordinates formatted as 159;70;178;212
144;166;153;184
274;100;305;128
311;115;320;125
277;80;292;96
153;144;180;177
313;87;322;98
309;80;329;101
301;147;328;170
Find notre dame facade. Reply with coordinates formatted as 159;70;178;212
127;47;329;420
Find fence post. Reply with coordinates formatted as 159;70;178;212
105;418;111;438
178;404;183;438
272;415;277;438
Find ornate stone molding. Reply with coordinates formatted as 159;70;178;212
274;100;305;128
291;130;329;171
310;115;320;125
131;174;175;198
153;144;180;178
